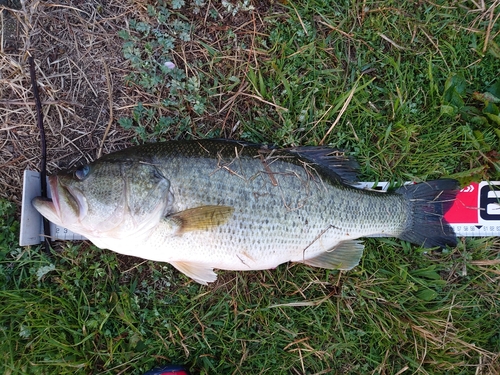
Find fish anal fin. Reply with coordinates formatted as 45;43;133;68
170;261;218;285
303;240;365;270
169;205;234;234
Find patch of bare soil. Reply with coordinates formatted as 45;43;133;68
0;0;268;207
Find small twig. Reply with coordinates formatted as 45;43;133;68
319;80;360;145
235;91;289;112
316;19;353;39
290;2;308;36
483;0;500;54
218;81;249;114
420;27;450;70
316;17;374;51
377;32;407;50
28;55;51;253
0;99;84;107
97;58;113;158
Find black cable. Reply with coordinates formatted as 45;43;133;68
28;55;51;253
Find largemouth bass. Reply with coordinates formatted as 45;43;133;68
33;140;458;284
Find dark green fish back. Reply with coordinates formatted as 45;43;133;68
99;139;358;188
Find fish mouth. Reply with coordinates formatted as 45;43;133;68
32;175;87;224
32;176;61;224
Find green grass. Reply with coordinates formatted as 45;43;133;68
3;0;500;374
2;214;500;374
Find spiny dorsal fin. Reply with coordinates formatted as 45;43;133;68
302;240;365;270
170;261;218;285
169;205;234;234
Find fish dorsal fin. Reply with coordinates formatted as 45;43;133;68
302;240;365;270
170;261;218;285
168;205;234;234
288;147;359;183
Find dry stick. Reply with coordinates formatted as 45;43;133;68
236;91;288;112
0;99;84;106
28;56;51;253
97;58;113;159
482;0;500;54
319;81;359;146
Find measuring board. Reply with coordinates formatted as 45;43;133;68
20;170;86;245
20;170;500;246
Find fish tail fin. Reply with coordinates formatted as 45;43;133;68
397;179;459;248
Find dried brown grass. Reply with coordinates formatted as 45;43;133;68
1;1;132;204
0;0;267;206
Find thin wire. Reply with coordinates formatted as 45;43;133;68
28;55;51;253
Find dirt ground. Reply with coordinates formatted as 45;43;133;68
2;1;127;204
0;0;265;207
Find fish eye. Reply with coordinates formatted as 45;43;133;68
75;165;90;180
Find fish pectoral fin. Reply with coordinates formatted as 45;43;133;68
302;240;365;270
168;205;234;234
170;261;218;285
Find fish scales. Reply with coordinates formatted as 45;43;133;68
107;141;406;264
33;139;458;284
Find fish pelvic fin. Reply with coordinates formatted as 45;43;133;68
168;205;234;234
302;240;364;270
396;179;459;248
170;261;218;285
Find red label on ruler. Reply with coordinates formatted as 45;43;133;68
444;183;479;224
445;181;500;237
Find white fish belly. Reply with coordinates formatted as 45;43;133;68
137;199;404;271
